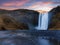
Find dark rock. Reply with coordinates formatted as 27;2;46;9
48;6;60;30
0;9;39;30
11;9;39;26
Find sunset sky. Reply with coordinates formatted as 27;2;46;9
0;0;60;11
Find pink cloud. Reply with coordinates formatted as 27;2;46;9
27;2;60;8
2;0;29;7
26;2;56;11
0;7;19;10
27;2;53;8
0;1;59;10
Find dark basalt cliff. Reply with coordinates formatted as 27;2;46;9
48;6;60;30
0;9;39;30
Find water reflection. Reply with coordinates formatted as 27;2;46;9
38;36;60;45
1;37;59;45
38;37;52;45
0;31;60;45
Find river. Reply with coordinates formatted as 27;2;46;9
0;31;60;45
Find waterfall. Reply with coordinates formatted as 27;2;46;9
38;13;42;28
35;12;48;30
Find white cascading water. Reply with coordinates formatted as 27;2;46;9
35;12;48;30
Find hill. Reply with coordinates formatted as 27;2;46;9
0;9;39;30
48;6;60;30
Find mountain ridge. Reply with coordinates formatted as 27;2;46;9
0;9;39;30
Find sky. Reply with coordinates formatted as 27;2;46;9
0;0;60;11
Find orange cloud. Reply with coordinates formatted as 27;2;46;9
2;0;29;7
43;2;53;4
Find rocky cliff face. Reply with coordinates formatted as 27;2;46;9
48;6;60;30
0;9;39;30
11;9;39;26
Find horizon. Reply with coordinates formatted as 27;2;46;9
0;0;60;11
0;5;59;13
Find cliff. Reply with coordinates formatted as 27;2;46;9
0;9;39;30
48;6;60;30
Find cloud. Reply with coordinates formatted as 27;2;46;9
26;2;60;11
27;2;60;11
1;0;29;7
0;7;19;10
0;1;59;11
